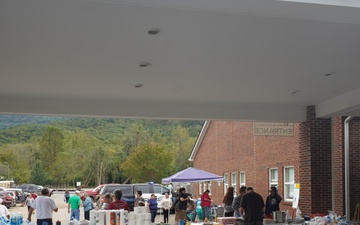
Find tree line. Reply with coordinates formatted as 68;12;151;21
0;117;203;187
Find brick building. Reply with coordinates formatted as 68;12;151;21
189;106;360;218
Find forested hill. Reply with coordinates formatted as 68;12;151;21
0;114;69;129
0;115;204;186
0;115;203;146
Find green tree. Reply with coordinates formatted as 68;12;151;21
30;160;46;184
39;126;64;169
121;143;174;183
0;143;36;183
121;123;149;156
171;126;196;171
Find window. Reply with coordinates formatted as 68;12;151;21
240;172;246;187
231;172;237;189
199;183;202;194
269;168;278;188
224;173;229;194
208;182;212;193
284;166;295;201
134;185;150;193
203;182;207;192
152;185;169;194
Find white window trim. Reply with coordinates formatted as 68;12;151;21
208;182;212;193
231;172;237;188
203;182;207;192
199;183;202;195
240;171;246;187
269;168;278;188
224;173;229;194
284;166;295;201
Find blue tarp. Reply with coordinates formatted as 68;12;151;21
162;167;223;183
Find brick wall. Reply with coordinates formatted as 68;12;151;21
193;121;300;212
299;106;332;215
333;116;344;215
191;107;359;218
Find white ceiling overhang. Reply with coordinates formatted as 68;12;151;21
1;0;360;122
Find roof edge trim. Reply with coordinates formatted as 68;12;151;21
188;120;210;161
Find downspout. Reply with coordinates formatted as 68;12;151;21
344;116;353;221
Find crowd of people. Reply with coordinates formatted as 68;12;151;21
172;185;283;225
65;188;173;224
2;184;283;225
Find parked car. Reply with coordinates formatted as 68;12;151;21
17;184;54;195
6;191;16;207
0;191;13;208
98;183;170;211
80;184;104;201
6;188;24;204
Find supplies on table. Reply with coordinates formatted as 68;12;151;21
306;210;348;225
1;216;9;225
88;207;152;225
10;212;23;225
217;217;238;225
273;211;286;223
88;210;129;225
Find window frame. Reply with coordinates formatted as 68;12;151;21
269;168;278;188
231;172;237;189
239;171;246;187
203;182;207;192
199;183;202;195
284;166;295;201
224;173;229;194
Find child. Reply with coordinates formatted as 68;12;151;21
25;195;33;212
100;193;113;210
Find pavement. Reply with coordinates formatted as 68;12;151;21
9;191;177;225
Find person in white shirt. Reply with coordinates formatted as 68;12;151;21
0;199;10;219
161;192;172;224
27;187;58;225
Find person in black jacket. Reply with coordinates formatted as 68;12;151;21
265;187;282;217
240;187;265;225
175;188;188;223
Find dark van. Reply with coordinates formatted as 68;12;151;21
98;183;170;211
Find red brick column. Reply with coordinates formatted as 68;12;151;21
333;116;344;215
299;106;332;215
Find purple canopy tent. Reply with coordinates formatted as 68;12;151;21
162;167;223;183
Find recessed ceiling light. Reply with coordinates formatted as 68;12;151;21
139;62;150;67
134;84;143;88
147;28;160;35
324;72;335;77
290;90;300;94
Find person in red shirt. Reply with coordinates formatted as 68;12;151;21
201;190;212;220
107;190;130;212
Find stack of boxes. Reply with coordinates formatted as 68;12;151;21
89;207;151;225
